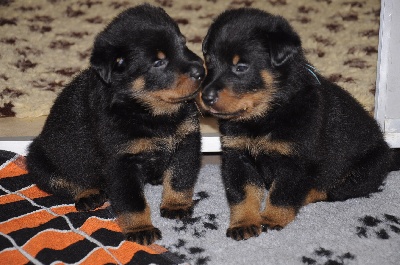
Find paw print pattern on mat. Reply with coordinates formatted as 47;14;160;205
172;191;219;238
356;214;400;239
169;239;211;265
166;191;218;265
302;247;356;265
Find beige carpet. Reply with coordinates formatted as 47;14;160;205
0;0;380;118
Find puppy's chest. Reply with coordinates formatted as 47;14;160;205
123;117;199;155
221;133;293;157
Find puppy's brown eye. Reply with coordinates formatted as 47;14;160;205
116;58;124;65
115;57;125;70
235;63;249;73
153;59;166;68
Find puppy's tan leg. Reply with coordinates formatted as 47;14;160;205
261;197;297;231
261;182;297;230
116;204;161;246
160;168;194;219
303;188;328;206
261;185;327;230
226;185;264;240
74;188;107;211
48;177;106;211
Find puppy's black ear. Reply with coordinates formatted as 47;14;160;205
90;37;118;84
267;31;301;67
202;31;211;55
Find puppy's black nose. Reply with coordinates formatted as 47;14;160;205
189;65;205;81
201;89;218;106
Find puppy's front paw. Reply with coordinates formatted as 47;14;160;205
125;227;162;245
117;207;160;245
260;205;297;231
75;189;107;211
226;225;262;240
160;206;193;219
261;222;283;231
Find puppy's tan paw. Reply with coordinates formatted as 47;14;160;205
125;227;162;245
117;206;160;245
160;169;194;220
226;224;262;240
75;189;107;211
261;205;296;231
160;205;193;220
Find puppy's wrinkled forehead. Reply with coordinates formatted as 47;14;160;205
203;8;284;54
110;4;179;31
102;4;182;45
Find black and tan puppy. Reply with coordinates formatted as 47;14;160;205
26;4;204;245
200;8;399;241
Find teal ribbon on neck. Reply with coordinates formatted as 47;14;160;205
305;64;321;85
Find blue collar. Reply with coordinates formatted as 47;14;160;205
305;64;321;85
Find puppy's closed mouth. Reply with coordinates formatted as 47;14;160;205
208;107;247;118
166;87;201;103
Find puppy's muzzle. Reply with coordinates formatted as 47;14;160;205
189;64;205;81
201;86;218;106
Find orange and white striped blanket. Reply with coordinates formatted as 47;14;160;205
0;150;182;265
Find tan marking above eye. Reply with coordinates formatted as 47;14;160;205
157;51;166;60
232;54;240;65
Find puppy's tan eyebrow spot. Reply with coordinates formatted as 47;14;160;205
232;54;240;65
157;51;166;60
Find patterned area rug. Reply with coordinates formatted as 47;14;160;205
0;151;184;265
1;0;380;118
1;150;400;265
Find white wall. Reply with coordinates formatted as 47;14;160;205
375;0;400;147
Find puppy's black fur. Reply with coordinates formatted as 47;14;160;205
27;4;204;245
200;8;400;241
